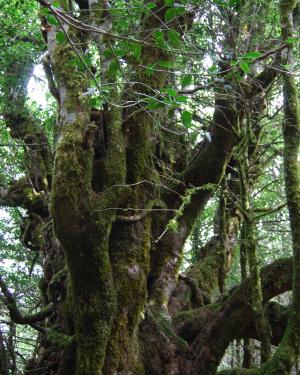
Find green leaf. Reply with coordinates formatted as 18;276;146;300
82;55;92;66
129;42;142;60
165;0;175;5
153;31;168;48
165;6;185;22
146;2;157;9
286;37;297;45
47;15;59;26
146;99;165;110
163;96;176;105
208;65;218;73
118;19;129;29
40;7;50;16
108;60;120;76
168;29;180;46
162;87;177;97
167;218;178;232
174;6;185;14
158;60;173;68
165;8;177;21
240;62;250;74
176;95;188;103
89;97;98;107
181;110;192;127
153;30;164;39
145;63;155;77
113;43;127;58
229;0;240;5
56;31;65;44
235;73;243;81
103;48;113;58
242;51;262;59
52;1;60;7
181;74;192;87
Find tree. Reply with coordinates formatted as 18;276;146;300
0;0;299;374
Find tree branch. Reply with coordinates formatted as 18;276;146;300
0;275;53;325
0;179;48;217
174;257;293;374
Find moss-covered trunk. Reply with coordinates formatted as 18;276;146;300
3;1;300;375
219;1;300;374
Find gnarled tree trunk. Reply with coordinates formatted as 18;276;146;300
0;1;299;375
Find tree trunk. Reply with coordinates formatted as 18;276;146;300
0;1;299;375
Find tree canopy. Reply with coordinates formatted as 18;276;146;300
0;0;300;374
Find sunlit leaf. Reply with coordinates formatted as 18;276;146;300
168;29;180;46
165;8;177;21
176;95;188;103
146;2;157;9
145;64;155;77
242;51;262;59
240;62;250;74
158;60;173;68
56;31;65;44
181;74;192;86
108;60;120;76
47;15;59;26
181;110;192;127
146;99;165;110
162;87;177;97
153;30;168;48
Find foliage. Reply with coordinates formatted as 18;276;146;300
0;0;299;374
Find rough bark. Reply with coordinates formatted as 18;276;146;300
218;1;300;373
175;257;293;375
0;1;298;375
0;329;8;375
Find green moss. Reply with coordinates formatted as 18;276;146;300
53;44;87;107
101;104;127;189
147;307;188;352
50;124;94;242
50;268;67;285
47;329;74;348
50;96;117;375
173;303;220;325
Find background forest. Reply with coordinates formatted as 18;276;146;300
0;0;299;374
